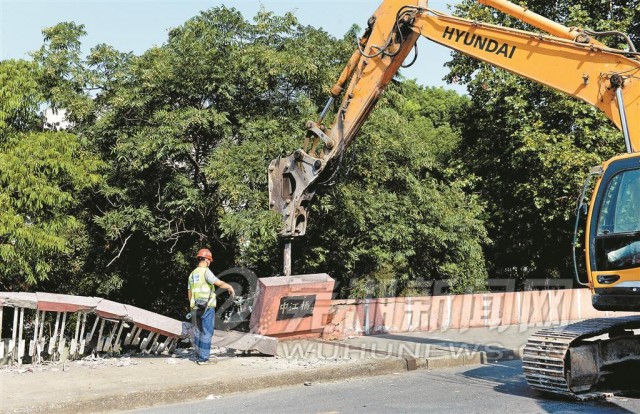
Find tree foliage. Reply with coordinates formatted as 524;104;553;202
0;59;102;289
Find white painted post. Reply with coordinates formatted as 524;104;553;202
132;328;143;347
483;295;490;327
406;297;413;332
140;332;156;350
17;308;25;365
37;311;46;364
30;309;39;357
149;336;160;354
70;312;81;356
364;299;370;335
85;315;99;345
112;322;125;353
10;307;18;365
104;321;118;352
157;338;169;354
167;338;178;354
57;312;68;356
78;312;88;355
96;319;105;352
124;326;138;346
48;312;61;355
146;333;157;351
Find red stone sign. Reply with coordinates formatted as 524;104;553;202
250;274;335;339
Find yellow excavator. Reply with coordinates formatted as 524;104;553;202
268;0;640;398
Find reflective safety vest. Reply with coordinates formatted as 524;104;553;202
188;267;216;308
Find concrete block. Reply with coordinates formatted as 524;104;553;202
250;274;334;338
405;357;418;371
426;354;465;369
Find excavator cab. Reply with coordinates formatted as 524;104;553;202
587;154;640;311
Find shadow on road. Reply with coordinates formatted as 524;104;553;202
462;361;636;413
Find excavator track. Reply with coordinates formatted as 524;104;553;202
523;316;640;399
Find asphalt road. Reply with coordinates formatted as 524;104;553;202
129;360;640;414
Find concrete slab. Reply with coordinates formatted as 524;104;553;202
124;304;182;337
94;299;128;320
0;292;38;309
35;293;99;313
211;330;278;356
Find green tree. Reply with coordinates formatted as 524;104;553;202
0;59;102;290
32;22;95;125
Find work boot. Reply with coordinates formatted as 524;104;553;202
197;358;217;365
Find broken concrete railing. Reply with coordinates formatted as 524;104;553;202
0;292;183;366
0;292;277;366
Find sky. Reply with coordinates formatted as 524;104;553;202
0;0;465;94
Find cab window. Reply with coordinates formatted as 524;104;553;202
595;168;640;270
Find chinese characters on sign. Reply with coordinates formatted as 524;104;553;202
276;295;317;320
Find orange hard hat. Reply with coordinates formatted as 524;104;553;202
196;248;213;261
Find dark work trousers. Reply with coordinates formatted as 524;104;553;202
192;307;215;362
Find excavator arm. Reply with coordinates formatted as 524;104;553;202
268;0;640;244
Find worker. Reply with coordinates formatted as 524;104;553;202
188;248;235;365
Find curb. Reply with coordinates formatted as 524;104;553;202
424;347;522;370
5;348;524;414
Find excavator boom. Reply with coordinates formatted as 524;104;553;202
269;0;640;241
